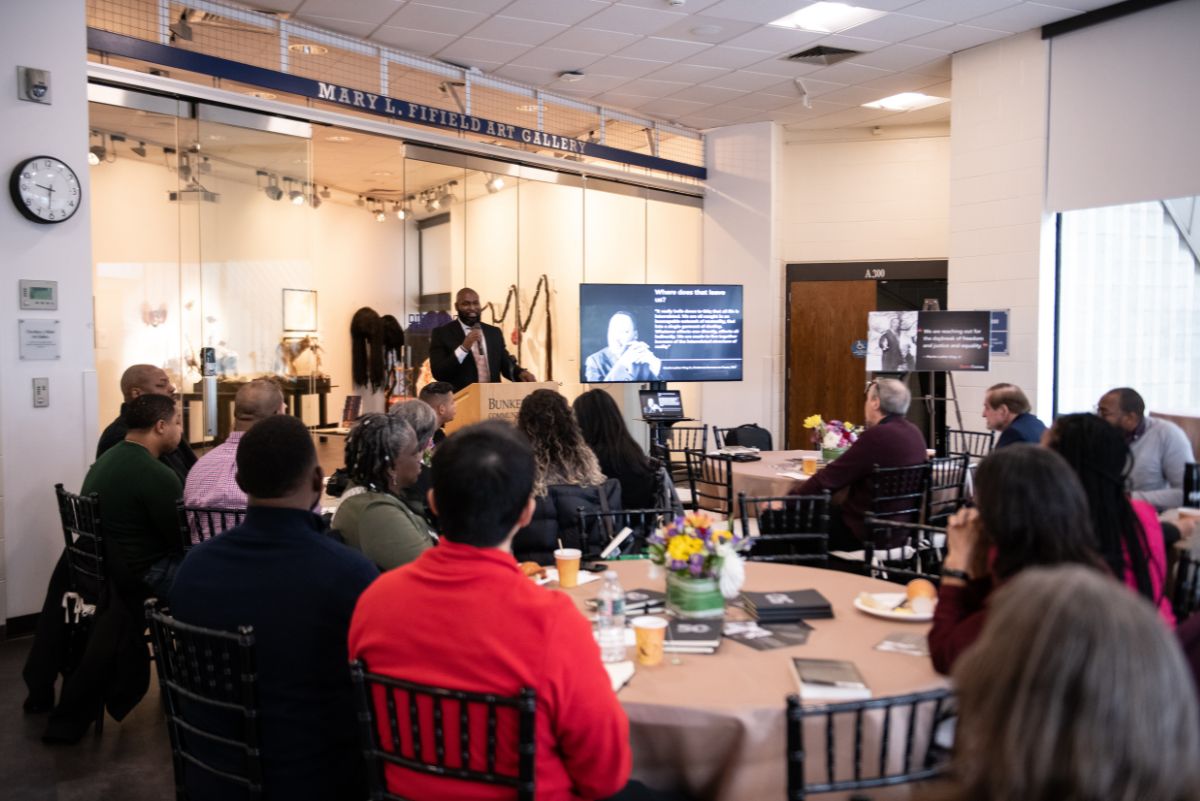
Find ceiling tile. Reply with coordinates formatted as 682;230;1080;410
506;47;603;71
408;0;512;12
703;70;791;92
710;90;799;110
806;61;891;86
852;42;951;71
650;14;762;44
436;37;532;65
910;54;952;77
965;3;1081;33
499;0;610;26
465;16;569;47
616;0;724;12
587;55;669;79
821;84;904;106
904;23;1010;51
664;84;745;104
614;36;714;61
856;69;946;94
297;15;381;39
881;102;952;124
900;0;1021;24
546;74;632;93
704;0;821;24
681;45;775;69
646;62;730;83
788;105;893;129
839;12;950;41
385;3;490;36
595;90;658;107
719;26;826;54
371;26;459;54
633;97;710;116
773;98;852;120
1045;0;1117;9
581;4;686;36
844;0;928;9
491;64;562;86
297;0;404;24
250;0;306;11
614;77;691;97
815;32;891;52
788;77;851;97
541;27;642;56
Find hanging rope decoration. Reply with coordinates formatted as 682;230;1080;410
482;274;553;379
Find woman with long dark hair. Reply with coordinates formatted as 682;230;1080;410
1045;412;1173;625
929;444;1104;674
573;389;657;510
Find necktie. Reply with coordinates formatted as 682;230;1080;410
473;339;491;383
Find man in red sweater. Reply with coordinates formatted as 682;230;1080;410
348;421;632;801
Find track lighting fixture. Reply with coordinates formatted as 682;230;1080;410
310;187;322;209
131;141;147;158
87;131;107;166
355;195;365;207
439;179;458;208
393;202;406;220
198;156;212;174
285;177;305;205
319;186;331;199
374;208;386;223
485;174;504;194
264;174;282;201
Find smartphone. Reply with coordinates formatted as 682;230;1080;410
581;562;608;573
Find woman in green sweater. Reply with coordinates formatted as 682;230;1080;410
333;413;436;570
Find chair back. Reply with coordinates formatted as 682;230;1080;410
925;455;969;528
145;599;262;801
739;492;831;565
350;660;536;801
866;463;931;562
55;483;107;605
716;423;774;451
863;518;946;585
660;425;707;484
179;503;248;550
786;688;953;800
1173;550;1200;622
577;507;677;559
685;451;735;516
945;429;994;460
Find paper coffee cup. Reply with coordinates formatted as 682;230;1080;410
632;615;668;666
554;548;582;588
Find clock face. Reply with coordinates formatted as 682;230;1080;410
10;156;81;224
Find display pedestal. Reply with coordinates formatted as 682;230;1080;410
446;381;558;435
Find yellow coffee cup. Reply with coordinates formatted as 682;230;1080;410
554;548;582;588
632;615;668;666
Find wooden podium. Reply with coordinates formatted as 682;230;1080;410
446;381;558;435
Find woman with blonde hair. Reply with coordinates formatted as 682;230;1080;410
937;565;1200;801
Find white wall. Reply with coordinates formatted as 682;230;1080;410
947;31;1054;425
0;0;95;622
701;122;782;440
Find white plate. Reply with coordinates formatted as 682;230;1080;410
853;593;934;623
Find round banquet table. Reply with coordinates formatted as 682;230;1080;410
728;449;816;503
560;560;947;801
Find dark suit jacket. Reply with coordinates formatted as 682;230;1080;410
795;414;928;544
996;412;1047;448
879;330;904;372
428;319;523;392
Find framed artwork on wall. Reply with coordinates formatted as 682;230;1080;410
283;288;318;333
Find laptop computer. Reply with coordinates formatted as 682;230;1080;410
639;389;684;421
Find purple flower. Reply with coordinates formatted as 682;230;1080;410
688;553;704;577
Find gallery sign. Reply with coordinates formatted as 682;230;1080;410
87;29;707;181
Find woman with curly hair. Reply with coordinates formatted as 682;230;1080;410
512;389;621;564
332;413;436;570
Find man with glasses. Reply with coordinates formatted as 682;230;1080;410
97;363;197;482
1097;387;1194;510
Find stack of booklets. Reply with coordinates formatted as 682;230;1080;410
790;658;871;701
665;617;724;654
741;589;833;623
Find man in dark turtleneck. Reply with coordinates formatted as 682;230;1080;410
97;363;197;482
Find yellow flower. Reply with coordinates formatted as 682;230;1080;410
844;421;855;431
684;511;712;530
667;535;703;561
803;414;823;429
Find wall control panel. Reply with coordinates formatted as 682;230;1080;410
20;279;58;310
33;378;49;408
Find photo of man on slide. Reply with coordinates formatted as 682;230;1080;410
584;311;662;382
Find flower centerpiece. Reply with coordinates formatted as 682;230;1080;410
648;512;748;618
803;415;863;463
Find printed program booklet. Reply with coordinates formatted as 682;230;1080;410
790;658;871;701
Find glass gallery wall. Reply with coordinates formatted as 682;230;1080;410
87;85;703;440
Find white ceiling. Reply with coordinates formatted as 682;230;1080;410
226;0;1113;131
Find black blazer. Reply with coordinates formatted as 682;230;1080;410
428;319;523;392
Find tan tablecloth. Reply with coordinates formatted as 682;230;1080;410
728;449;817;504
559;561;946;801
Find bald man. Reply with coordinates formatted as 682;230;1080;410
185;378;286;510
428;288;535;392
97;364;197;482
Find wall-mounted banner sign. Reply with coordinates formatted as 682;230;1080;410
87;29;707;181
914;310;991;372
989;309;1009;356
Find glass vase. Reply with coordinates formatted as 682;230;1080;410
665;571;726;619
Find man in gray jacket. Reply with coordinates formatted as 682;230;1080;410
1098;387;1196;510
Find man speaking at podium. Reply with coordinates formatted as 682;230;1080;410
429;287;537;392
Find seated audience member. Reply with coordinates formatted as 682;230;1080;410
170;415;378;801
573;388;659;510
929;444;1104;675
418;380;457;446
793;378;927;549
937;566;1200;801
1098;386;1195;509
348;422;632;801
513;389;621;564
98;363;196;482
184;378;285;509
390;398;439;518
981;382;1046;448
332;413;435;570
85;393;186;598
1045;413;1174;626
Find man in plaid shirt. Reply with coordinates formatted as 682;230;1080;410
184;378;285;509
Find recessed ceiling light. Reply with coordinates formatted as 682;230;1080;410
769;2;887;34
246;90;277;99
558;70;585;83
326;134;353;142
516;104;539;112
862;92;948;111
288;43;329;55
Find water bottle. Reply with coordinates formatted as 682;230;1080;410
1185;462;1200;509
595;571;627;663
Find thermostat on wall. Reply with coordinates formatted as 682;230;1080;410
19;279;58;310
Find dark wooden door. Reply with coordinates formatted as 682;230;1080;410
785;280;877;448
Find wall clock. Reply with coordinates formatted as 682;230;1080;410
10;155;81;224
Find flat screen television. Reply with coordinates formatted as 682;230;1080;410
579;283;744;383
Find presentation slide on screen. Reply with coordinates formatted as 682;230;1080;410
580;284;744;383
913;311;991;371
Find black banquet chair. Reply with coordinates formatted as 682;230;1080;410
350;659;537;801
1173;550;1200;623
945;429;994;461
862;517;946;586
925;454;969;528
684;450;735;516
178;502;248;550
145;599;263;801
739;492;831;565
863;462;931;566
786;688;954;800
713;423;773;451
577;507;677;560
